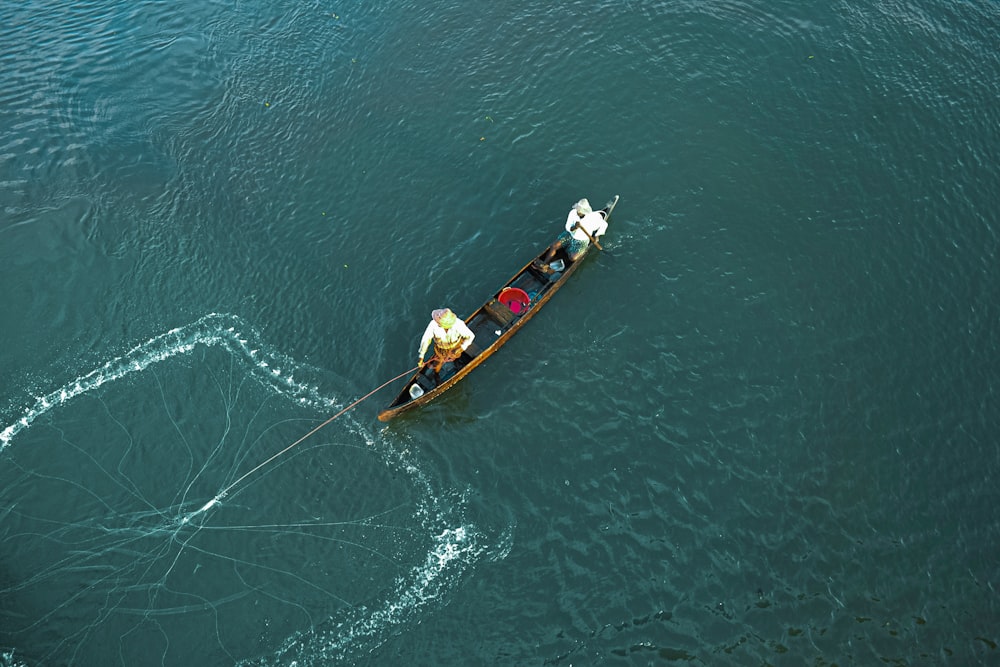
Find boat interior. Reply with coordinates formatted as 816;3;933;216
406;246;576;394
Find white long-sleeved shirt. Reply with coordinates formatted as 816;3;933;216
565;209;608;242
418;318;475;359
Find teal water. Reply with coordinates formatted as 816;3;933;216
2;1;999;665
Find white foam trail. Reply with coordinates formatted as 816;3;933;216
237;420;502;665
2;313;501;665
249;524;485;666
1;649;28;667
1;313;336;451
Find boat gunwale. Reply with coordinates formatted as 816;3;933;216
377;196;618;422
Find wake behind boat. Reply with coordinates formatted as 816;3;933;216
377;195;620;422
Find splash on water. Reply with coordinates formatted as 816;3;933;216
0;314;491;666
0;313;332;451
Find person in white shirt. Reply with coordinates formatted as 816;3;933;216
418;308;475;375
535;198;608;268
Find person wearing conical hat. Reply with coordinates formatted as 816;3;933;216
536;198;608;268
418;308;475;375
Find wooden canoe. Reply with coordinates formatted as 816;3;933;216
377;195;620;422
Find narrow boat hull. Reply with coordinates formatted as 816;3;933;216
377;196;619;421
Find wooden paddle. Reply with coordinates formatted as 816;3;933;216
571;214;603;251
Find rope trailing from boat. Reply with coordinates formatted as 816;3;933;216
182;365;419;524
